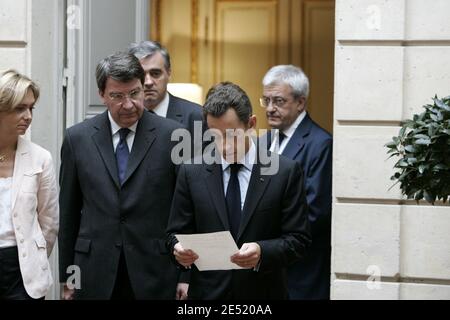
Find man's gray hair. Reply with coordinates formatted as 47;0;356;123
128;40;171;71
262;65;309;99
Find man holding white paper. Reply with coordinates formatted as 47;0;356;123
166;82;311;300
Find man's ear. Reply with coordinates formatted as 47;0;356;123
247;115;257;130
297;96;307;112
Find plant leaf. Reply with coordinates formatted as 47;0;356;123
435;98;450;111
385;141;397;148
433;164;447;171
424;191;435;205
413;134;429;140
398;160;409;167
415;138;431;145
414;190;424;201
404;145;417;153
419;164;427;174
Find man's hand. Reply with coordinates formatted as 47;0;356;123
230;242;261;269
175;282;189;300
173;242;198;268
61;284;75;300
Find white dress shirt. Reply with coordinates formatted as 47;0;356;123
153;92;170;118
270;111;307;154
0;177;16;248
108;112;138;152
221;141;256;210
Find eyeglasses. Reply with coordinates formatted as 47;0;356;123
259;96;288;109
109;88;143;104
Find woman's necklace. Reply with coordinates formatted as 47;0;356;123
0;154;6;162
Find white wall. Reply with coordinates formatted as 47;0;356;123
332;0;450;300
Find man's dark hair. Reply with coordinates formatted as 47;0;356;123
96;52;145;93
203;82;252;124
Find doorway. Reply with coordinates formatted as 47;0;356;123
151;0;335;133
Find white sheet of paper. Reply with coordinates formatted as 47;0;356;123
176;231;244;271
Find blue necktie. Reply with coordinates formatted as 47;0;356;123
116;128;130;185
226;163;243;240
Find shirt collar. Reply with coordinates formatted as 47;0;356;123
282;110;307;138
153;92;170;118
108;111;138;136
221;139;256;172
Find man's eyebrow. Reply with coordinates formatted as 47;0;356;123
109;87;141;94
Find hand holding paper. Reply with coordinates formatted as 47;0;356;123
230;242;261;269
173;242;198;268
175;231;247;271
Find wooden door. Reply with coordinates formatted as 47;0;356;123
151;0;335;133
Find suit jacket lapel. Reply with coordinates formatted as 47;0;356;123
11;137;28;211
282;113;312;159
122;111;156;185
91;112;120;189
166;94;184;124
237;162;271;241
205;163;230;230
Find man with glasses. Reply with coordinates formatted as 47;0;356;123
59;52;184;299
261;65;333;300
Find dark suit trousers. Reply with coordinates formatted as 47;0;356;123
0;246;42;300
111;251;135;300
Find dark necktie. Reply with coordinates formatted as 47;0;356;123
225;163;243;240
279;131;287;147
116;128;130;185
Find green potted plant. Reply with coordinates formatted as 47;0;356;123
385;95;450;204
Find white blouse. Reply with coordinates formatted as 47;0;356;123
0;177;17;248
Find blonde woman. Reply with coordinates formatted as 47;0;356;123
0;70;59;300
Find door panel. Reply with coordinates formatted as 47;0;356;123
215;0;279;130
67;0;149;125
303;1;335;134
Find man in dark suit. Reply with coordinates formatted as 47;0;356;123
58;52;184;299
128;41;203;293
166;82;311;300
128;41;203;138
262;65;333;300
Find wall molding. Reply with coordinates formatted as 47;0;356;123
338;40;450;47
0;40;27;48
191;0;199;83
335;273;450;286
